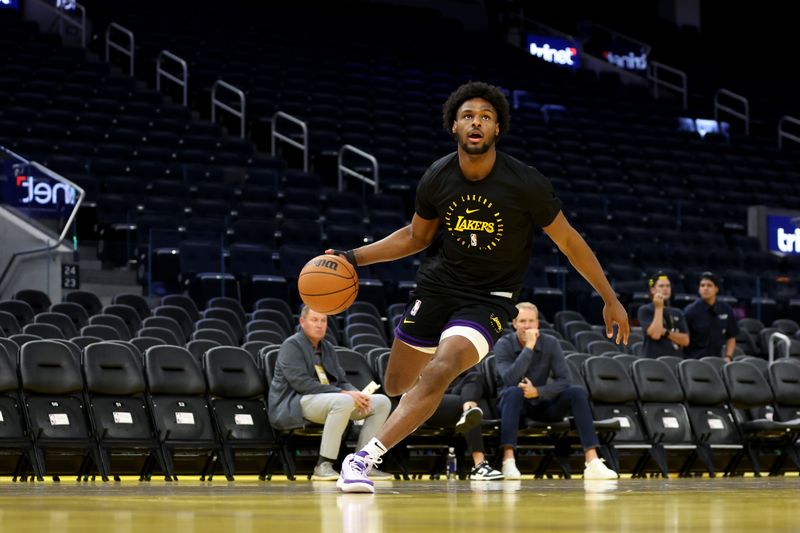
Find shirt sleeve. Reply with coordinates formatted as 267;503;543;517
535;337;571;400
637;304;655;331
528;167;562;227
494;334;533;387
414;165;439;220
676;310;689;334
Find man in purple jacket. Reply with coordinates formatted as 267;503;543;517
493;302;617;480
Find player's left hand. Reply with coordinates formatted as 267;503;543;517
603;299;630;345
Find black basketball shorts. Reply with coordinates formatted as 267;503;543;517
393;289;518;359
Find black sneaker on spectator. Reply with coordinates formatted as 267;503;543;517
470;460;504;481
455;406;482;434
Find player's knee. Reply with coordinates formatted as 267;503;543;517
418;358;459;393
383;374;416;397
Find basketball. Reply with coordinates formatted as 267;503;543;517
298;254;359;314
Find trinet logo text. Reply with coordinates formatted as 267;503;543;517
529;42;577;66
604;51;647;71
777;228;800;253
16;175;76;206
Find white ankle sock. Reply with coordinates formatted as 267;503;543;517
361;438;388;460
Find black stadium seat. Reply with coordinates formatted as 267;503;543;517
0;342;36;479
0;300;35;327
630;358;697;476
19;340;101;480
144;345;229;479
583;356;657;477
203;346;289;479
82;341;166;480
721;362;800;476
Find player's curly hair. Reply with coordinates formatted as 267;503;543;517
442;81;510;138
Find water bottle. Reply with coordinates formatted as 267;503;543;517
446;447;457;480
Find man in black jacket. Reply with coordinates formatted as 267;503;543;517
493;302;617;480
268;306;391;480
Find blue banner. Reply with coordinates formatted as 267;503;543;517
767;214;800;254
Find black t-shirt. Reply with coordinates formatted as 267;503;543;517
683;299;739;358
414;152;561;297
637;303;689;357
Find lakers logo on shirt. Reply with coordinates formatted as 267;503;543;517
444;194;504;251
489;313;503;333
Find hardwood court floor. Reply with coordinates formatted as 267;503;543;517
0;476;797;533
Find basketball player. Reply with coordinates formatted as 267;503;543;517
328;81;629;492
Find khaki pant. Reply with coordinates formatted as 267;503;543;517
300;393;391;460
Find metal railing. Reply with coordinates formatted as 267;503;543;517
338;145;379;193
156;50;188;107
714;89;749;137
767;331;792;363
778;115;800;150
211;80;246;139
106;23;135;76
647;61;688;110
271;111;309;173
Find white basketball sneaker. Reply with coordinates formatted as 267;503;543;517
583;458;618;480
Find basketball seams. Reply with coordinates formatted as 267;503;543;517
298;282;358;298
298;271;356;282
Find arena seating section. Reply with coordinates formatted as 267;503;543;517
2;2;800;478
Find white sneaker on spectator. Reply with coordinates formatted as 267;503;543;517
583;458;618;480
311;461;339;481
368;467;393;480
470;460;504;481
501;459;521;480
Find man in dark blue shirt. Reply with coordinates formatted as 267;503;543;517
683;272;739;360
493;302;617;480
637;271;690;357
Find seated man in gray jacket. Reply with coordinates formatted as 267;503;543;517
268;305;392;480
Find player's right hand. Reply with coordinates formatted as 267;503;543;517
325;249;357;266
603;299;630;345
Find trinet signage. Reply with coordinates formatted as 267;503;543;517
604;50;647;71
526;35;580;69
768;215;800;254
16;175;76;206
2;162;77;214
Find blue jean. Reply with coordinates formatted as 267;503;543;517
498;385;599;451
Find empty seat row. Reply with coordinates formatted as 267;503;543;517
0;340;290;480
